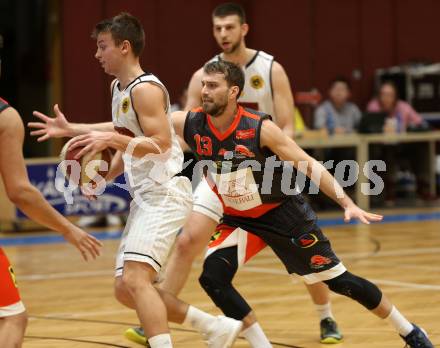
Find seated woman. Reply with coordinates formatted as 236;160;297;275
367;80;423;132
367;81;428;203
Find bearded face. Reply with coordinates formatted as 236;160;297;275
201;73;231;116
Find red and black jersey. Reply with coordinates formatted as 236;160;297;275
0;97;10;113
184;105;296;218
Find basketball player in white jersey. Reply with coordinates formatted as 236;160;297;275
122;3;340;346
30;13;242;348
0;34;102;348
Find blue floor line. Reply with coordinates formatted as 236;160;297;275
1;211;439;247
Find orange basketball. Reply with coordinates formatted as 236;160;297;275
59;138;113;186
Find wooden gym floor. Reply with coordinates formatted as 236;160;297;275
1;208;439;347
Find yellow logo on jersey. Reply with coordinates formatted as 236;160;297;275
121;97;130;114
250;75;264;89
210;230;222;242
8;266;18;288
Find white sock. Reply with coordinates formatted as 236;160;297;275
386;306;414;337
242;322;272;348
182;306;216;333
315;303;334;321
148;333;173;348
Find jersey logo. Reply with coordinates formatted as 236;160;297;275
235;145;255;158
8;266;18;288
210;230;222;242
236;129;256;140
292;233;319;248
121;97;130;114
250;75;264;89
310;255;332;269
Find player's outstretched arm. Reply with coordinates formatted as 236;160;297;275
0;107;102;260
271;61;295;139
260;119;383;224
29;104;114;141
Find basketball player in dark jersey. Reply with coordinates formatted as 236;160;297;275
172;60;433;348
0;35;102;348
135;3;341;346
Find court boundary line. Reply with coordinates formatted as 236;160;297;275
1;210;439;247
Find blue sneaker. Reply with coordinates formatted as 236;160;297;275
401;324;434;348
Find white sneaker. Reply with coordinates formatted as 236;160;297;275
204;316;242;348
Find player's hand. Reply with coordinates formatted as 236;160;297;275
80;178;106;201
69;132;113;159
63;225;103;261
29;104;72;141
343;203;383;225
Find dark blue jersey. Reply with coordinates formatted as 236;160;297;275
184;105;299;218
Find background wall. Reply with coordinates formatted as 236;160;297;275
3;0;440;128
62;0;440;124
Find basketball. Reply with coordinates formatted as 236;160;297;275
59;138;113;186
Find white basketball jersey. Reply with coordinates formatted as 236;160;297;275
111;73;184;195
210;50;275;118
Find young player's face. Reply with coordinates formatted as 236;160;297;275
201;73;231;116
212;15;245;54
94;32;123;75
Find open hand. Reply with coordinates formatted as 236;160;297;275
344;204;383;225
63;225;103;261
29;104;71;141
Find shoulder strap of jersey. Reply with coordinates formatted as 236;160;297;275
111;79;118;98
0;97;10;113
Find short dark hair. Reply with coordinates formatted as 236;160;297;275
212;2;246;24
92;12;145;57
329;76;351;90
203;60;244;99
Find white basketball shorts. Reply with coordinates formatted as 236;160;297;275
115;176;192;276
192;177;223;223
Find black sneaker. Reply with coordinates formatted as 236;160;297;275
401;324;434;348
320;317;343;344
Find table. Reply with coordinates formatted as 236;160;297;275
296;131;440;210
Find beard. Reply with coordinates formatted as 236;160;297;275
202;98;228;117
222;39;241;54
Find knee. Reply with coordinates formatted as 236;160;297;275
199;270;221;295
174;226;204;258
121;271;152;295
114;278;131;305
324;271;382;310
175;231;193;254
199;256;233;294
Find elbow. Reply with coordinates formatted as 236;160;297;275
7;184;34;206
159;138;172;154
